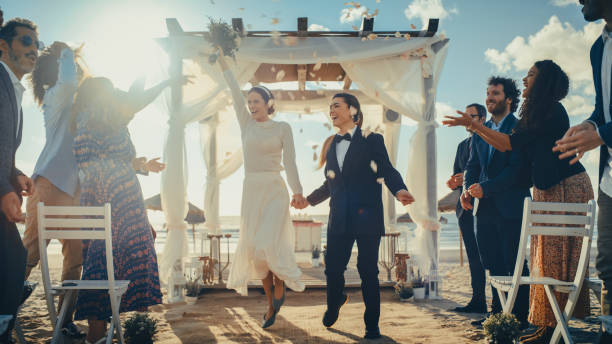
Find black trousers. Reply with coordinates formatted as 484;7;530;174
597;189;612;294
476;215;529;322
0;213;26;335
325;233;381;331
458;212;486;301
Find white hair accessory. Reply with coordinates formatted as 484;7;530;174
349;106;358;117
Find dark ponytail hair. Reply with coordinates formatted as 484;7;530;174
248;85;275;114
332;92;363;127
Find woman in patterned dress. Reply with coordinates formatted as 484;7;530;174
444;60;593;343
69;76;186;343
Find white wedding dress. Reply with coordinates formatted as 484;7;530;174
223;69;305;296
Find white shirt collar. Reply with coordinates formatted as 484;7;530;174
347;125;357;137
0;61;24;91
602;27;612;43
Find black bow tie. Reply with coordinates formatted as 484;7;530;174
334;133;351;143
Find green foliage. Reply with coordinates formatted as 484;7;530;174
205;18;240;63
123;313;157;344
483;313;521;344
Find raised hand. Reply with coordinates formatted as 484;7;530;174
395;189;415;206
442;110;476;129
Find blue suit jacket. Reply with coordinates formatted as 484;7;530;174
0;64;24;205
307;127;407;237
586;36;612;182
464;114;531;221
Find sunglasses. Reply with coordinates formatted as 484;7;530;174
18;35;44;51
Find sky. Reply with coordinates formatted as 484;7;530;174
2;0;605;216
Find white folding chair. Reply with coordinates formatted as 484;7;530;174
490;198;596;344
37;202;130;344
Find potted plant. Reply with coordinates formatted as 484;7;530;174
311;245;321;267
410;267;426;299
483;313;521;344
184;274;200;305
394;281;413;302
123;313;157;344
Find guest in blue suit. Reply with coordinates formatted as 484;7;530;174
297;93;414;340
461;77;531;327
446;103;488;314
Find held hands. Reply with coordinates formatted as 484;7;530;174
446;173;464;190
1;192;24;223
553;122;602;165
291;194;309;209
395;189;415;206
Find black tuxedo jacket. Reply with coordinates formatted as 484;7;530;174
307;127;406;237
0;64;24;205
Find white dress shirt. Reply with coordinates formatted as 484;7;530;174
336;126;357;172
0;61;25;138
596;28;612;197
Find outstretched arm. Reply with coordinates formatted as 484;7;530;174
218;54;250;131
443;111;512;152
306;180;330;206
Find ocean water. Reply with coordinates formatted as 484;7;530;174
19;210;598;256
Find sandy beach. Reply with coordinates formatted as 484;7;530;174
16;254;602;344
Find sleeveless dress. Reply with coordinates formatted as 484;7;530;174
73;106;162;320
222;70;305;296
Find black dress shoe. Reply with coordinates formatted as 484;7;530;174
364;327;381;339
62;322;86;338
323;294;349;328
19;283;34;306
452;301;487;313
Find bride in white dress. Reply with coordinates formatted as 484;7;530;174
218;54;306;328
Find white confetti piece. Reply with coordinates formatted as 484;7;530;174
367;33;377;40
394;31;401;38
376;177;385;184
276;70;286;81
370;160;378;173
404;33;411;40
271;18;279;25
327;170;336;179
313;61;322;71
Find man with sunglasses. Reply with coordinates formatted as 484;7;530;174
447;103;488;315
0;17;39;344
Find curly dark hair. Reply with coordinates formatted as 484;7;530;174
516;60;569;131
488;76;520;113
0;17;37;58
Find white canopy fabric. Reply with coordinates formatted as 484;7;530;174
156;32;449;283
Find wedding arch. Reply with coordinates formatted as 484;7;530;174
155;17;450;289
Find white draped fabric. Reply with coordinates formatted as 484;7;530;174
156;33;449;282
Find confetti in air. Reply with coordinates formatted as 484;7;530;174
276;70;286;81
327;170;336;179
376;177;385;184
410;24;417;29
394;31;401;38
313;61;323;71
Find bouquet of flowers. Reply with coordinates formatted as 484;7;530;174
204;18;241;64
123;313;158;344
